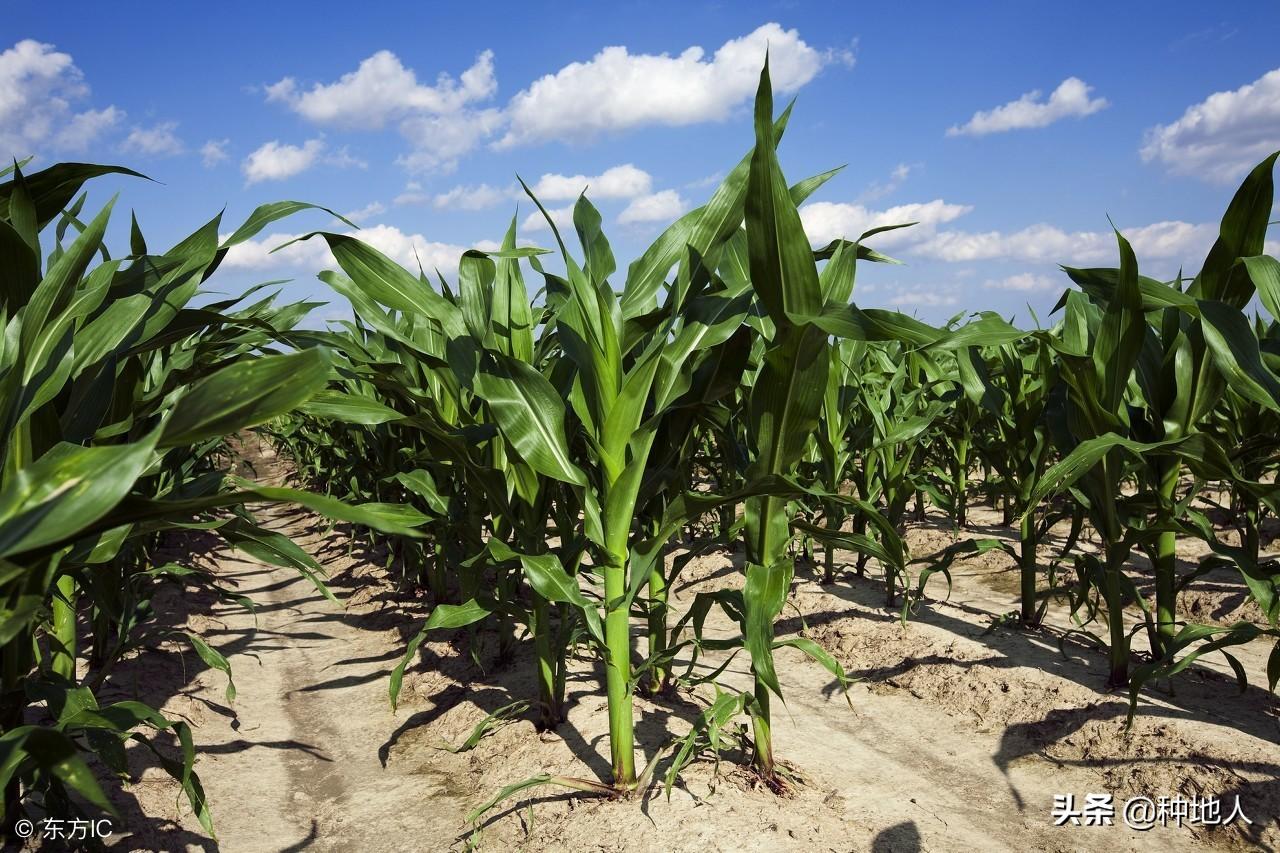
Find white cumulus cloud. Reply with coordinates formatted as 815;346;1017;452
618;189;687;224
396;107;504;173
0;39;123;158
498;23;839;148
530;164;652;200
521;204;575;233
947;77;1108;137
266;49;497;128
263;26;845;172
51;106;122;152
799;191;1220;277
240;139;365;184
799;199;973;247
264;50;500;174
1141;67;1280;183
915;220;1218;268
242;138;326;184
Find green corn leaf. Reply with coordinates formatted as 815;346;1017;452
517;553;591;609
458;249;497;342
216;517;335;604
0;726;117;816
517;553;604;646
744;324;829;565
299;390;403;425
390;469;448;515
491;215;535;362
1268;641;1280;693
620;104;794;317
80;482;430;551
185;633;236;703
742;559;793;699
0;162;146;230
574;194;617;289
1092;227;1146;413
1191;151;1277;308
812;304;942;346
288;232;468;339
1062;265;1197;312
744;58;823;326
161;348;332;447
774;636;850;694
20;197;115;355
390;599;491;709
474;354;587;486
0;219;39;310
1198;299;1280;411
220;201;353;250
1240;255;1280;322
0;433;159;558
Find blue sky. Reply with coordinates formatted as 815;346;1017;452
5;2;1279;324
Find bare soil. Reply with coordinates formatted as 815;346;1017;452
75;451;1280;852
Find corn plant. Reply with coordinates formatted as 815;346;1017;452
930;347;982;530
1031;152;1280;687
197;56;1280;832
966;337;1069;624
295;169;772;791
726;60;1028;780
0;161;423;836
806;340;871;584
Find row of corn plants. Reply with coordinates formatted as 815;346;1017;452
265;61;1280;824
0;161;427;838
11;58;1271;838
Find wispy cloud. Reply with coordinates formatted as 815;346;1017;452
121;120;184;156
947;77;1107;137
984;272;1058;292
800;198;972;247
858;162;917;202
430;183;510;211
341;201;386;223
201;138;230;167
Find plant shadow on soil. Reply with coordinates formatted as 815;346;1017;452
80;470;1280;850
73;495;428;848
80;536;337;850
775;508;1280;849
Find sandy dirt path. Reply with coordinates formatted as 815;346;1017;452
99;446;1275;852
160;499;470;851
98;446;463;852
183;558;1190;852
